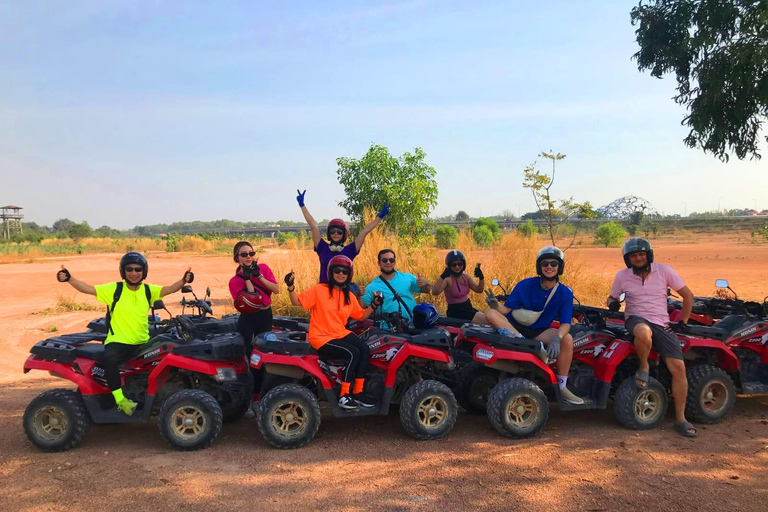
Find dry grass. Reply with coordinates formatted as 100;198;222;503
34;293;103;316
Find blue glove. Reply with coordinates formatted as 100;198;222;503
296;189;306;208
378;202;390;219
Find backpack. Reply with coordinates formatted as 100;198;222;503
105;282;152;336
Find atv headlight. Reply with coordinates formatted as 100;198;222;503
476;348;494;362
249;353;262;367
214;367;237;382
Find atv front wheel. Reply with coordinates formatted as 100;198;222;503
456;362;498;414
613;376;668;430
685;364;736;424
23;389;92;452
399;380;458;440
486;378;548;438
257;384;321;449
158;389;223;451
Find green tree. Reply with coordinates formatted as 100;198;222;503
594;221;627;248
518;219;538;238
68;221;92;242
337;144;439;240
472;225;494;247
455;210;470;222
631;0;768;161
522;151;595;249
473;217;501;241
435;225;459;249
52;218;73;234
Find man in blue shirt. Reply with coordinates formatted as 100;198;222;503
484;246;583;404
361;249;431;325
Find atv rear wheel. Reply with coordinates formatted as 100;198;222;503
158;389;223;451
685;364;736;424
23;389;91;452
399;380;458;440
456;362;498;414
257;384;321;449
486;378;548;438
613;376;667;430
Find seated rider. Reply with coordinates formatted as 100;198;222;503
360;249;432;328
431;249;488;324
296;189;389;284
483;246;584;405
57;253;193;415
285;255;383;410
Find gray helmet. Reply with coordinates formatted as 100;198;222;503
622;237;654;268
536;246;564;276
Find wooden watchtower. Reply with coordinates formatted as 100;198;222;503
1;205;23;239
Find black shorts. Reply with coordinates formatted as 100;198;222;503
446;299;479;321
625;316;683;360
508;319;549;340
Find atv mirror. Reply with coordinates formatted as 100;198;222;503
206;287;211;298
491;278;499;286
715;279;729;289
153;300;165;310
619;293;626;303
182;285;193;293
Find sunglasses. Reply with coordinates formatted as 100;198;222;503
328;228;345;235
379;258;396;264
450;261;465;268
239;251;256;258
540;261;559;268
332;268;350;275
125;266;143;273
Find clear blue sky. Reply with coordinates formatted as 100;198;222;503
1;1;765;229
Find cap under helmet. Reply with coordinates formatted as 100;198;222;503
327;219;348;244
622;237;654;268
327;254;354;284
413;303;439;329
119;252;148;280
444;249;466;267
536;246;565;276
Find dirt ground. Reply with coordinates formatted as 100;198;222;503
1;235;767;511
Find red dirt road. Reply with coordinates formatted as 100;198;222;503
1;240;767;511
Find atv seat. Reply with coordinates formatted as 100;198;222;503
255;331;317;355
685;315;764;342
75;343;108;362
436;316;468;328
460;325;542;355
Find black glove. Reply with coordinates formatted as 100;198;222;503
57;268;71;282
670;321;687;333
440;267;452;280
371;292;384;308
474;265;484;280
240;265;252;280
183;270;194;283
608;300;620;312
284;271;295;287
249;263;261;279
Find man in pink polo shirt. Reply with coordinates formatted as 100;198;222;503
607;237;697;437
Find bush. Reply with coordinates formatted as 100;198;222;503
277;232;298;246
165;232;183;252
474;217;500;240
517;219;538;238
473;225;495;247
435;226;458;249
594;222;627;247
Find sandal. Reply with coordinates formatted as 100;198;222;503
673;421;698;438
634;369;649;388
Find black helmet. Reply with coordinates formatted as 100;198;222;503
445;249;466;267
119;252;148;281
622;238;653;268
536;246;564;276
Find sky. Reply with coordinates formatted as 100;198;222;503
1;0;766;229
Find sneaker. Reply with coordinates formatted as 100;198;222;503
560;387;585;405
243;407;256;419
116;398;137;416
351;393;376;408
338;395;358;410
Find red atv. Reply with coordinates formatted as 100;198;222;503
23;300;251;452
667;279;767;326
249;319;459;449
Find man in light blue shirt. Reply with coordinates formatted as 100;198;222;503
361;249;431;324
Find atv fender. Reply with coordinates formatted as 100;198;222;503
681;337;740;372
147;354;245;395
251;351;334;390
385;344;453;387
24;356;110;395
470;343;556;385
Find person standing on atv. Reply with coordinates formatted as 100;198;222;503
285;255;384;410
360;249;432;327
296;189;389;284
56;252;193;415
607;237;697;438
431;249;488;324
484;246;584;405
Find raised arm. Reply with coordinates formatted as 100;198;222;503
297;190;321;248
353;202;389;252
57;265;96;296
431;265;452;295
469;263;485;293
160;267;194;297
284;270;303;307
